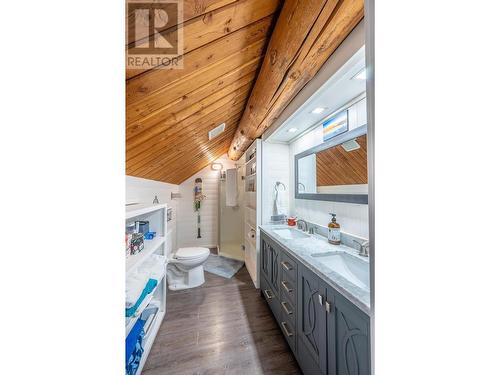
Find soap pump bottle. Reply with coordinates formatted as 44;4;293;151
328;213;341;245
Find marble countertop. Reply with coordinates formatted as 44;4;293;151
260;224;371;314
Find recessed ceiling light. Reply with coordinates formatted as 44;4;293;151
311;107;326;114
352;68;366;80
287;127;298;133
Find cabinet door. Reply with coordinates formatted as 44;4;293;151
260;237;270;282
297;264;327;375
328;289;371;375
269;244;280;295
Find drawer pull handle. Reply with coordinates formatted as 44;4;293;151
264;289;274;299
325;300;332;313
281;322;294;337
281;281;293;293
281;301;293;315
281;261;293;271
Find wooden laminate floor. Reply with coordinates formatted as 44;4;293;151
142;266;302;375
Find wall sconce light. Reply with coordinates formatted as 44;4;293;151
211;163;223;171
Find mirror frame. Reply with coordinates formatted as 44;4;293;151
294;124;368;204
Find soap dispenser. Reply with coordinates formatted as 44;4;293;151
328;213;341;245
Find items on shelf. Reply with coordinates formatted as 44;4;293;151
126;254;165;317
130;233;144;255
135;221;149;234
126;279;158;318
126;318;146;375
143;231;156;240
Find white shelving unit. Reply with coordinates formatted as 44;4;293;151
126;203;167;375
243;139;261;288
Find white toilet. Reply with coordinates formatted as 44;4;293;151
166;247;210;291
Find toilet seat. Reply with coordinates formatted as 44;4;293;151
175;247;210;260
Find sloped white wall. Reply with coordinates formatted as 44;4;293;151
125;175;179;256
176;155;237;249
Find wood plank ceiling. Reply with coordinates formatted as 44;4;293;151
126;0;282;184
126;0;364;184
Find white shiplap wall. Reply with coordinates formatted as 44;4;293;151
176;155;237;249
261;142;290;224
125;175;179;256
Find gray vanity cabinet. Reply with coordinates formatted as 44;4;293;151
261;237;280;297
327;287;371;375
260;231;371;375
261;240;271;283
297;263;328;375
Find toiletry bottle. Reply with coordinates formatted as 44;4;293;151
328;213;341;245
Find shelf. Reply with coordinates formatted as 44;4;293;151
244;156;256;165
126;203;168;219
245;173;256;178
135;308;165;375
126;236;165;274
126;273;165;336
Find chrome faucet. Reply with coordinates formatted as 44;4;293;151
353;240;369;257
296;219;308;232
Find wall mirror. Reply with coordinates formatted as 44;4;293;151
295;124;368;204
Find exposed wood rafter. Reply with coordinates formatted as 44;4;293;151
228;0;364;160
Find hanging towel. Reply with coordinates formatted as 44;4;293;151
226;168;237;207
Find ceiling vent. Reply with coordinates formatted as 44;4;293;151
208;123;225;140
341;138;360;152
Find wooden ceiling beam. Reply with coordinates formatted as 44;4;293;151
227;0;364;160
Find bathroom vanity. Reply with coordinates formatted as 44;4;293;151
259;225;371;375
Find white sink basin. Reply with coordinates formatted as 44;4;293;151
312;251;369;290
273;228;310;240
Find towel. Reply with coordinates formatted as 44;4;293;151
126;273;148;308
125;279;158;318
126;255;165;308
138;254;166;281
126;318;146;375
226;168;237;207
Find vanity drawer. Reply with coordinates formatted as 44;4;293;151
280;296;296;327
261;277;281;322
280;269;297;306
279;309;296;353
280;251;297;282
